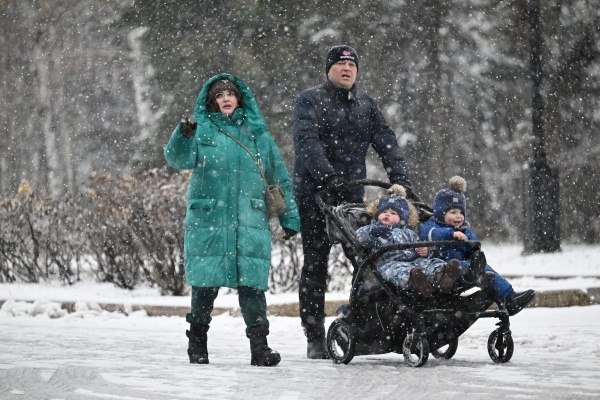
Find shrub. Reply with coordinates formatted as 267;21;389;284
0;169;353;294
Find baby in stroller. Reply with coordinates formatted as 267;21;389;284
321;180;522;367
355;184;461;298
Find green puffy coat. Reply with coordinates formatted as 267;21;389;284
164;73;300;291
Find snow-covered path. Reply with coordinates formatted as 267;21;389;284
1;305;599;400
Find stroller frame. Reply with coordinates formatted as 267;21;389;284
316;180;515;367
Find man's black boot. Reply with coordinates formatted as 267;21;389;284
304;323;330;359
307;337;330;359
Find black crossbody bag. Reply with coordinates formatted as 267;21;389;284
214;125;286;217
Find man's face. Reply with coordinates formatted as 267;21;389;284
327;60;357;89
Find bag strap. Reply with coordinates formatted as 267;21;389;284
212;124;269;186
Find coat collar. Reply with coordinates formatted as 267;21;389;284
208;108;246;126
324;79;358;101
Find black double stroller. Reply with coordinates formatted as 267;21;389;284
317;180;515;367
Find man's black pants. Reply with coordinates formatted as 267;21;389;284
297;195;356;341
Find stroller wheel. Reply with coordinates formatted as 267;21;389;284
431;337;458;359
487;328;514;363
326;319;356;364
402;333;429;367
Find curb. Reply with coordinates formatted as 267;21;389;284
268;288;600;317
531;288;598;308
2;287;598;317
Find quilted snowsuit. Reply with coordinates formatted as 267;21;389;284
419;217;513;299
356;220;447;289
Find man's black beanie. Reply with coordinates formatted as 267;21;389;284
325;45;359;75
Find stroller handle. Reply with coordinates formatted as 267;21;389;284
314;179;432;216
314;179;444;262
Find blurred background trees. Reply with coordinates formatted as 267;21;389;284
1;0;599;244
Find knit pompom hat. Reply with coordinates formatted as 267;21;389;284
432;176;467;220
366;184;419;226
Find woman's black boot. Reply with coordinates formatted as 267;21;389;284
249;335;281;367
186;324;209;364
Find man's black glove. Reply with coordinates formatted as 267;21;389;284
371;224;393;240
180;117;197;138
282;229;298;240
325;175;348;194
323;175;350;204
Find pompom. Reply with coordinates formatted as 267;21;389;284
365;184;419;227
17;179;33;198
448;176;467;193
387;184;407;197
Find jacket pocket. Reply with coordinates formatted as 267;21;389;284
186;198;219;227
250;198;266;212
239;198;268;229
189;198;217;211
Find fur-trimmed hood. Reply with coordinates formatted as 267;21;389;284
366;184;420;227
193;72;271;139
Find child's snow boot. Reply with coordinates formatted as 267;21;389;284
502;289;536;316
186;324;209;364
249;336;281;366
408;267;434;297
335;303;351;317
435;259;461;293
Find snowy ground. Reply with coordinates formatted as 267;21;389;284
1;243;599;399
1;307;600;399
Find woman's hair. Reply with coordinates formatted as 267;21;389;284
206;79;243;112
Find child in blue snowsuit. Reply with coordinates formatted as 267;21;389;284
356;185;460;297
419;176;535;316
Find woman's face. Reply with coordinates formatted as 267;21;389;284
215;90;239;116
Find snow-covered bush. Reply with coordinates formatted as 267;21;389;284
80;168;188;294
0;168;353;294
0;192;81;284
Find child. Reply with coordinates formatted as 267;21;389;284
355;185;461;297
419;176;535;316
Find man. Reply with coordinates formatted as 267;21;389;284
292;45;414;359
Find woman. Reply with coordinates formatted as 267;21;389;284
164;73;300;367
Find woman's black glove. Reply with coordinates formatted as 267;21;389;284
282;229;298;240
180;117;197;138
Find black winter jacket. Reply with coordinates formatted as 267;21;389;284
292;80;410;200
